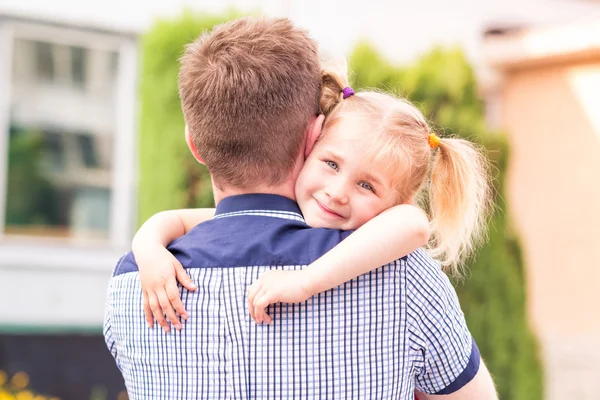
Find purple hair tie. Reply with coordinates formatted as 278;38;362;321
342;87;355;99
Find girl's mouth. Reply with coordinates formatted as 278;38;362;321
315;199;344;219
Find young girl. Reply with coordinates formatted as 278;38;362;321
134;63;492;330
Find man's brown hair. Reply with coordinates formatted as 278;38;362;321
179;17;321;188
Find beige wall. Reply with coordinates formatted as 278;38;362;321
500;58;600;399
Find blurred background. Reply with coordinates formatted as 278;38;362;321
0;0;599;399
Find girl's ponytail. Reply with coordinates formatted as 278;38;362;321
428;137;493;275
319;62;351;117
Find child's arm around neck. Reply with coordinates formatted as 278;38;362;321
248;204;430;323
307;204;430;294
132;208;215;250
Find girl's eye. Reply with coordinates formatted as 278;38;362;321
325;161;338;170
359;181;375;192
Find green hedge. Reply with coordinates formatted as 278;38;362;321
139;13;543;399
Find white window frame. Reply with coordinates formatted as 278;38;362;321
0;18;138;271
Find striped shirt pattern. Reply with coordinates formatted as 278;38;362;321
104;194;479;399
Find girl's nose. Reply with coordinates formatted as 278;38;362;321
325;181;349;205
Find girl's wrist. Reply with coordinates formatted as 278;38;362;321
133;236;164;250
132;240;165;263
301;268;324;297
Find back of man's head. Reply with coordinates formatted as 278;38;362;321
179;17;321;189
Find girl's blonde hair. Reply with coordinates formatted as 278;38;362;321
319;62;493;275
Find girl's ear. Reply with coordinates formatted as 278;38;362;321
305;114;325;158
185;125;204;164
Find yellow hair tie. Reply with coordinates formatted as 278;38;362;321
428;133;440;149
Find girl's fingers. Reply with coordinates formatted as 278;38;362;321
148;292;169;332
174;261;197;292
253;287;268;324
255;290;276;325
261;310;272;325
248;281;262;322
157;291;180;331
143;292;154;328
166;279;187;322
255;291;277;310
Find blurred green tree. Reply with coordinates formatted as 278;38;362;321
139;13;543;399
5;127;59;228
349;42;543;400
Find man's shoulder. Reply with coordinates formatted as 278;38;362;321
404;249;461;314
111;251;137;277
403;248;454;297
404;248;444;276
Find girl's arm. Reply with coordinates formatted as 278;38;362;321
303;204;429;295
248;204;430;324
132;208;215;332
132;208;216;249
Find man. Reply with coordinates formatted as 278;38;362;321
104;17;497;399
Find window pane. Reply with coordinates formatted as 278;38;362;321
6;38;119;242
35;41;54;81
71;46;87;88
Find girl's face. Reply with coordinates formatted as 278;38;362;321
296;114;398;230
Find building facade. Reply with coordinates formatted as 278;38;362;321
483;17;600;399
0;14;137;398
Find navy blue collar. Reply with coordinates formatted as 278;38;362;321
113;193;351;276
215;193;303;217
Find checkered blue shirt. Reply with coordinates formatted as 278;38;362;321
104;194;480;399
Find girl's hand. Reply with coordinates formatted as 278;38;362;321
136;245;197;332
247;270;315;324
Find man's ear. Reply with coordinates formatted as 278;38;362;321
185;125;205;164
305;114;325;158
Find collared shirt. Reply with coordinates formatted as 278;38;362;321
104;194;479;400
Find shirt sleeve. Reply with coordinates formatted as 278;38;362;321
406;249;480;394
103;255;127;371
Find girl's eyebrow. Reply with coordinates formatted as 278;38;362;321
321;148;343;162
364;172;383;187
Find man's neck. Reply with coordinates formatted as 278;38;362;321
212;180;297;205
211;150;305;205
